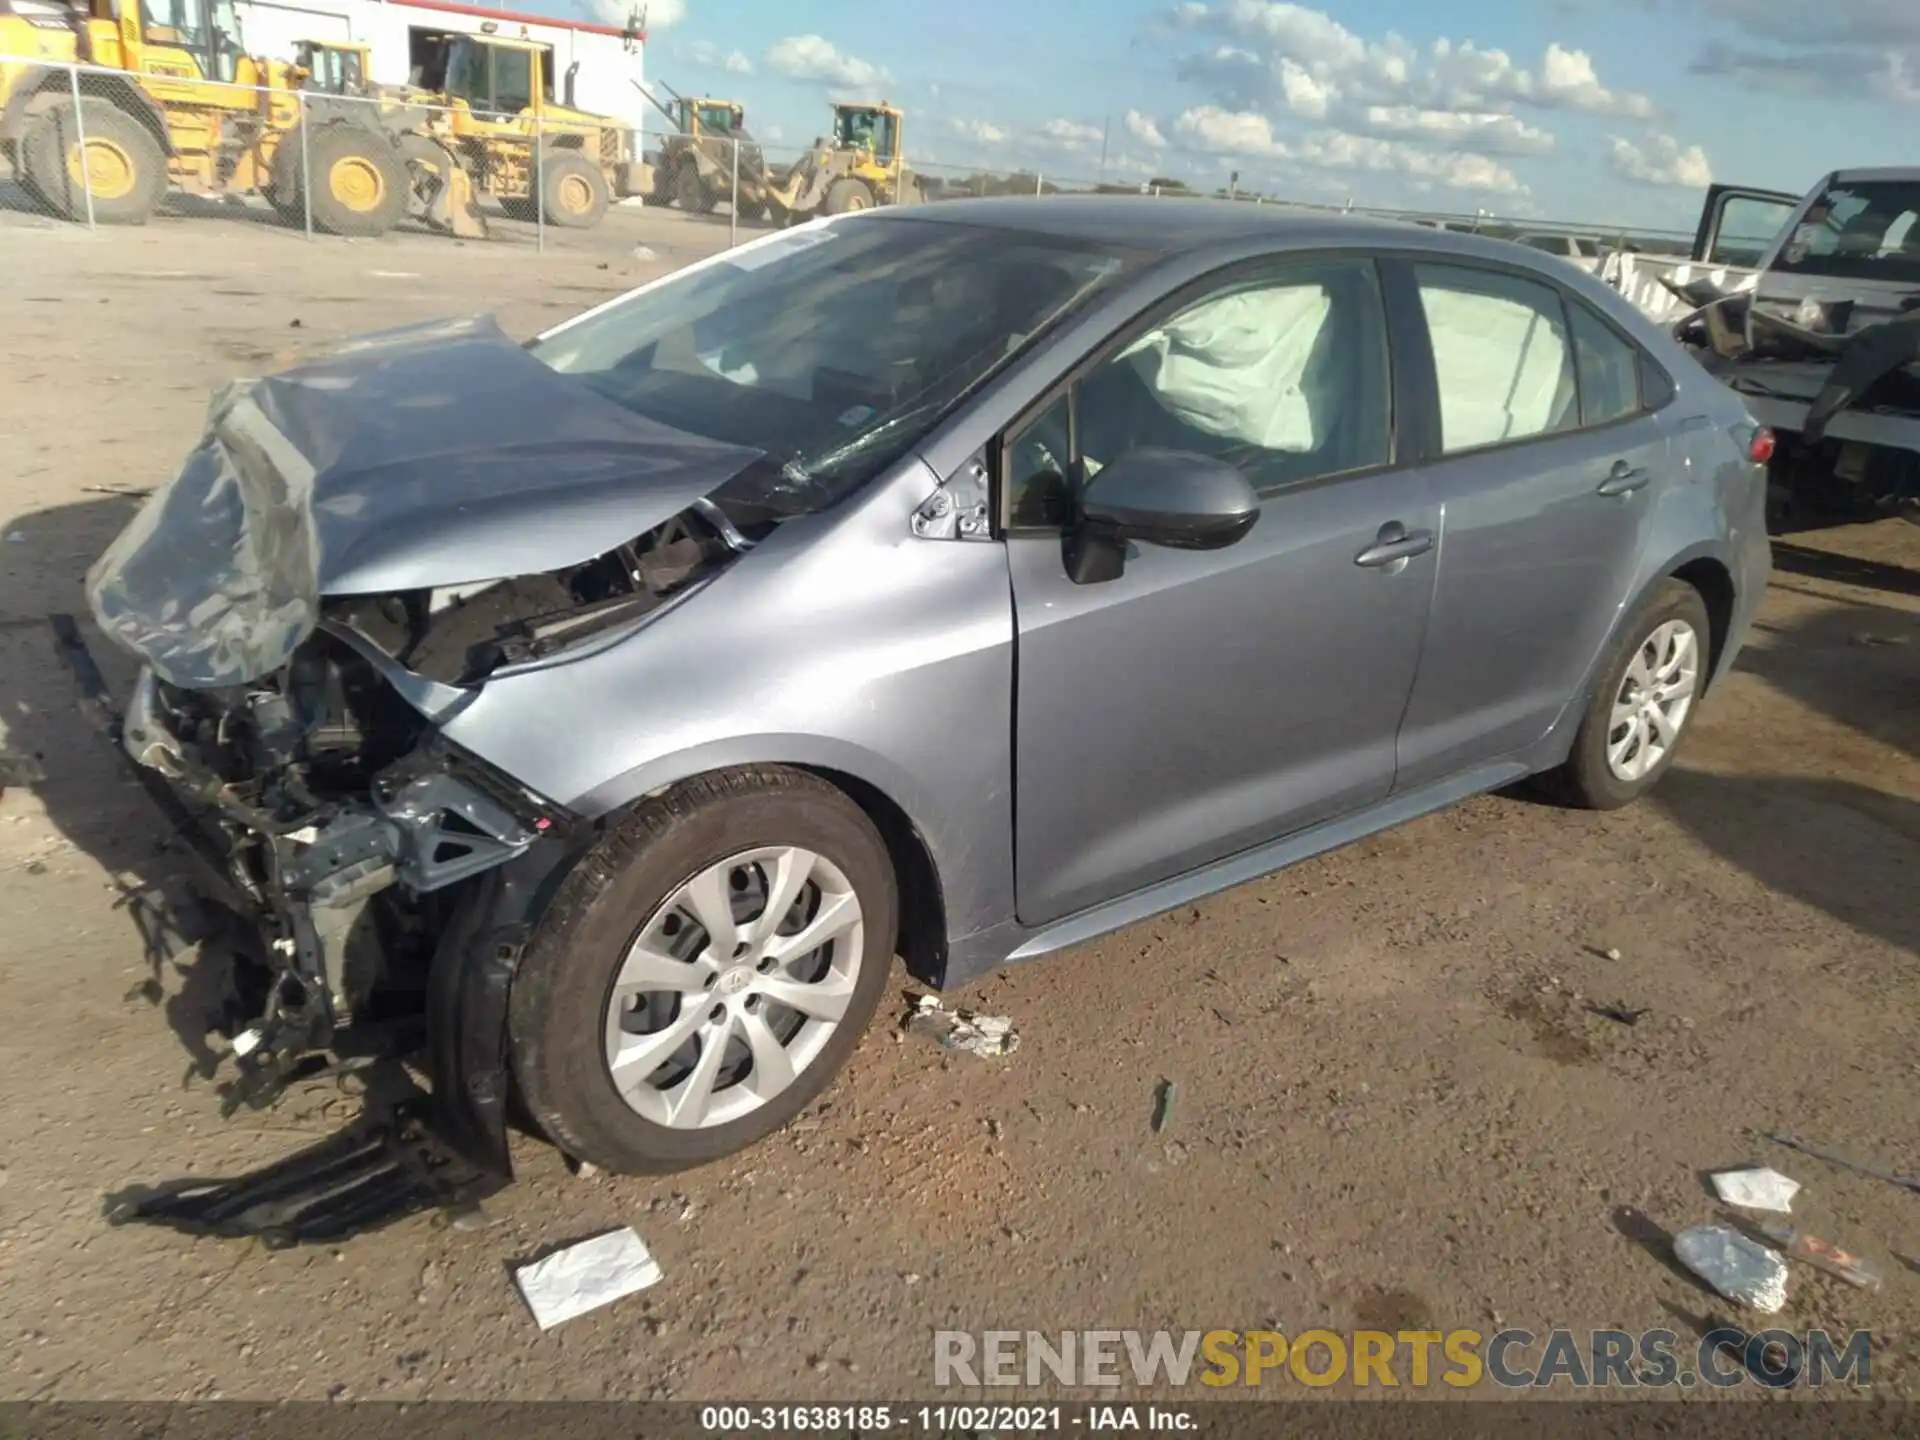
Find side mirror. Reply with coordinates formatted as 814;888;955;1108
1066;448;1259;584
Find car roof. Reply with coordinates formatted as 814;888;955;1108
869;194;1564;269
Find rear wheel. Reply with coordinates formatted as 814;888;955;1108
22;97;166;225
824;176;873;214
510;767;897;1174
538;149;609;229
290;123;406;237
1542;580;1711;810
673;159;714;214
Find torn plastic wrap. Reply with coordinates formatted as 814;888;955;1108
84;315;764;691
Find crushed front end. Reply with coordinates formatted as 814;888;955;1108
66;314;761;1241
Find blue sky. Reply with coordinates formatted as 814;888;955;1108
571;0;1920;230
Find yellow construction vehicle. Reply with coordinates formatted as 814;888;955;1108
765;100;921;221
287;37;488;239
405;29;645;229
637;81;770;219
0;0;419;233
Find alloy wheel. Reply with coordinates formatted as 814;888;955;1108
602;847;865;1130
1606;619;1700;782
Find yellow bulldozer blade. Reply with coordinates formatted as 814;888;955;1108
438;163;488;240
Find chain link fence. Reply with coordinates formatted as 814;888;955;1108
2;57;1695;261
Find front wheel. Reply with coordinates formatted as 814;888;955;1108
1543;579;1711;809
510;767;898;1174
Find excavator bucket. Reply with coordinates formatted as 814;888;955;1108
404;138;489;239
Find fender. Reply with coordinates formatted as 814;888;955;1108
2;68;175;156
1536;538;1743;764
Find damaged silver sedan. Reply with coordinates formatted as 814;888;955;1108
79;200;1770;1238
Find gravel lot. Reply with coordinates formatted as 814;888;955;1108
0;201;1915;1404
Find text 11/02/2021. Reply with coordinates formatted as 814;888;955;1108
699;1404;1196;1431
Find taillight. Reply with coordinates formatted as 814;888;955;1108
1748;426;1776;465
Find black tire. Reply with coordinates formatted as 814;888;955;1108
292;122;407;237
735;196;765;222
510;766;898;1174
1542;579;1712;810
22;97;166;225
538;149;609;230
673;159;714;214
824;176;873;214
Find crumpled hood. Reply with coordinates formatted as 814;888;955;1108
85;315;762;690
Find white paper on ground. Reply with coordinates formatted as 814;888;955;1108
1710;1166;1801;1213
514;1227;665;1330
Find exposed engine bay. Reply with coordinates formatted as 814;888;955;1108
118;508;738;1105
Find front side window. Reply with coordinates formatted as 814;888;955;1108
1415;264;1577;454
1006;261;1392;528
491;47;534;113
1712;193;1796;267
534;219;1135;525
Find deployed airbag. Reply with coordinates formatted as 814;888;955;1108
86;315;762;690
1120;285;1336;453
1420;281;1575;449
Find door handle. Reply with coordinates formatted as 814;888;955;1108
1354;525;1434;569
1596;461;1650;497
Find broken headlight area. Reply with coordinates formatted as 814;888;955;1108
120;507;740;1111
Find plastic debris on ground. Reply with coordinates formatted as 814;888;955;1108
1758;1221;1884;1291
513;1227;665;1330
904;994;1019;1057
1673;1224;1789;1313
1710;1166;1801;1213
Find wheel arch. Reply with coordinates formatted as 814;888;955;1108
574;741;954;987
1668;553;1736;687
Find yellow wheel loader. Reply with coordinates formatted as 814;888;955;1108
764;101;921;223
636;82;770;220
0;0;416;234
404;30;645;230
288;39;487;240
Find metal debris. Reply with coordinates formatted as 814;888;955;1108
904;994;1019;1057
1151;1079;1178;1133
1673;1224;1789;1313
1710;1167;1800;1213
1769;1132;1920;1196
1759;1221;1883;1291
514;1227;664;1330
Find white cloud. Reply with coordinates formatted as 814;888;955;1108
595;0;681;27
764;34;888;90
949;117;1011;145
764;123;785;141
1039;117;1105;149
1361;105;1555;155
1170;103;1526;193
1536;43;1654;117
1608;132;1713;187
1689;1;1920;107
1125;109;1168;147
684;40;752;74
1171;2;1653;132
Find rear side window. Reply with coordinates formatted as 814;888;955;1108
1414;264;1577;454
1568;304;1641;426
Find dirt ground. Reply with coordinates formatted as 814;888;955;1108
0;203;1915;1406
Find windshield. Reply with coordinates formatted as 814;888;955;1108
530;217;1135;522
1774;179;1920;283
696;104;736;133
